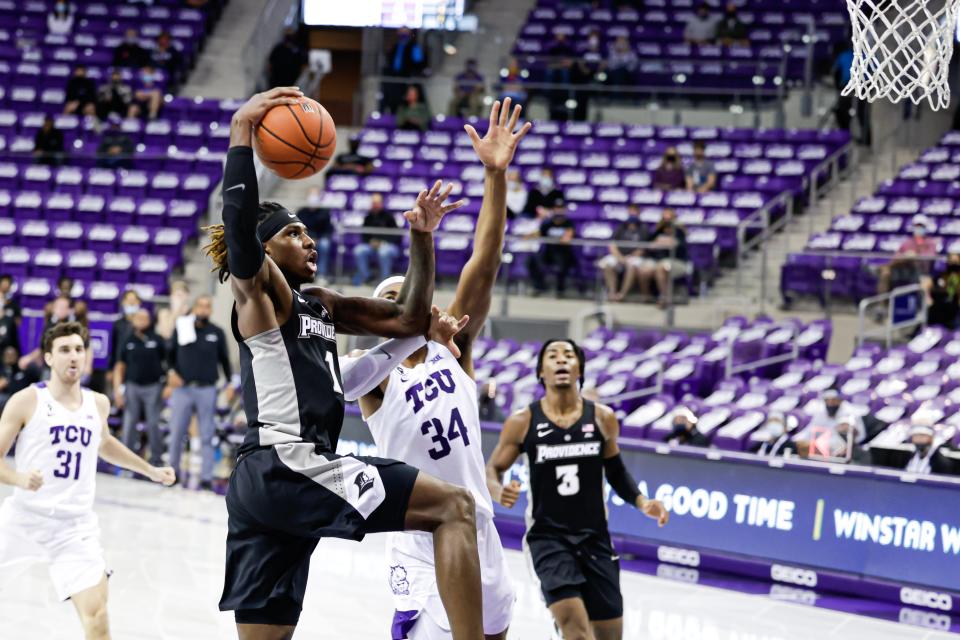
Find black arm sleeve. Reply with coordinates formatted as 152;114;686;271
222;146;265;280
217;328;232;379
603;453;642;506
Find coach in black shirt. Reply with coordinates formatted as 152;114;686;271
114;308;166;465
166;295;231;490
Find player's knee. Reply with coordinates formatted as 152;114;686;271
81;605;109;638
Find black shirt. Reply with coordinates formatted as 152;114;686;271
34;128;64;154
295;206;333;238
0;363;38;397
65;76;97;104
113;42;149;68
109;316;133;369
170;321;231;385
362;209;399;245
0;299;20;352
117;329;166;385
268;41;306;87
333;152;372;174
524;188;564;216
613;218;647;255
648;225;689;261
540;215;576;257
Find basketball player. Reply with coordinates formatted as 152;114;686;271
486;339;669;640
0;322;176;640
206;87;486;640
340;98;531;640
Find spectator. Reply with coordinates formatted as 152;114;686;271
599;205;648;302
109;289;142;374
505;169;528;219
833;41;871;145
803;389;865;445
151;32;184;92
166;295;232;491
526;195;577;297
448;59;485;118
97;121;135;169
499;58;529;106
33;116;65;166
686;141;717;193
751;413;797;457
478;381;505;423
296;187;333;282
268;27;307;89
524;168;563;217
96;70;135;120
64;65;97;116
877;216;938;297
716;2;750;45
653;147;687;191
684;3;719;44
638;209;689;308
903;420;952;475
331;136;373;176
155;280;190;340
0;274;20;353
114;308;167;466
395;85;432;132
0;345;39;412
353;194;400;285
665;407;709;447
113;28;150;68
47;1;74;35
928;252;960;329
133;65;163;120
382;28;426;113
832;415;869;463
544;32;578;120
580;29;605;65
606;36;638;86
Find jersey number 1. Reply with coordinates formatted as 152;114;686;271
421;407;471;460
324;352;344;395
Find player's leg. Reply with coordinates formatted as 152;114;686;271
591;618;623;640
548;598;594;640
478;516;514;640
70;574;110;640
237;624;295;640
579;536;624;640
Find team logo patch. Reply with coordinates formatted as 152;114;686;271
389;564;410;596
354;470;375;498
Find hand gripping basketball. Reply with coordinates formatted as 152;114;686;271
233;87;304;127
403;179;465;233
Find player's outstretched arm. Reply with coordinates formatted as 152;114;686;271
0;389;41;491
448;98;532;377
485;408;531;508
94;394;174;486
596;403;669;527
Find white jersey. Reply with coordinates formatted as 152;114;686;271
10;384;102;518
366;341;493;518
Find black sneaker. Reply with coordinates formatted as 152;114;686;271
198;480;214;492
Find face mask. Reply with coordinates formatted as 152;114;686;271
767;422;785;437
142;73;154;84
123;304;139;315
307;194;322;207
826;404;840;418
56;2;66;11
196;316;208;325
539;177;554;190
665;154;677;163
915;442;931;456
589;36;599;47
673;420;688;431
914;227;926;237
126;35;137;44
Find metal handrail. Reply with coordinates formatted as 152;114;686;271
601;364;665;404
856;283;928;348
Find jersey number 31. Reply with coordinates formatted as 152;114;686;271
421;407;471;460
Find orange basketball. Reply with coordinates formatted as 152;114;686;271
253;97;337;180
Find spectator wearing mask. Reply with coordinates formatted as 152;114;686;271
96;70;135;119
478;381;505;423
686;141;717;193
928;252;960;329
803;389;866;444
331;136;373;175
665;407;709;447
133;66;163;120
904;420;952;475
653;147;687;191
113;28;150;68
296;187;333;281
0;274;20;353
268;28;307;89
395;85;432;132
449;59;485;118
0;345;39;412
638;209;689;308
684;3;719;44
353;194;400;285
47;1;74;35
877;216;938;297
525;195;577;297
151;32;183;91
599;205;648;302
109;289;142;374
524;168;563;217
606;35;638;86
831;415;869;463
166;295;232;491
33;116;65;166
382;28;426;112
751;412;797;457
96;121;135;169
716;2;750;45
505;169;527;219
64;65;97;117
114;308;167;466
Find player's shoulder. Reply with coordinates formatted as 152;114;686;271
504;406;533;429
592;401;617;423
2;385;39;421
90;391;110;417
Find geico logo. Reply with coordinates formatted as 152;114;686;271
657;545;701;567
656;564;699;584
900;607;951;630
900;587;953;611
769;584;817;606
770;564;817;587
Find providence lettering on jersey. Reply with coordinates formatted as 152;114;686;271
535;441;603;463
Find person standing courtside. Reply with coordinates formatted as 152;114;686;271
166;295;231;490
113;309;166;466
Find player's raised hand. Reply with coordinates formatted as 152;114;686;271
499;479;521;508
403;180;465;233
148;466;176;487
464;97;533;172
17;469;42;492
640;497;669;527
233;87;304;127
427;306;469;358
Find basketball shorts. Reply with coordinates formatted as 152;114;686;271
387;513;515;639
218;443;420;626
525;531;623;621
0;498;107;601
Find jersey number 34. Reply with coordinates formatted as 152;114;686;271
421;407;471;460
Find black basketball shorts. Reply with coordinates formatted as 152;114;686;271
218;443;420;626
526;531;623;621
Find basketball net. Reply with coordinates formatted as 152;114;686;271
844;0;960;110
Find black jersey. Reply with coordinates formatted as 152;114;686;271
523;399;608;538
233;291;344;455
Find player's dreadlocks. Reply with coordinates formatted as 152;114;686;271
202;202;288;283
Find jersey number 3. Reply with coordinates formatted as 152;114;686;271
556;464;580;496
421;407;471;460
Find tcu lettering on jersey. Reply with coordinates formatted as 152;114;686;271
49;425;94;447
404;369;456;414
